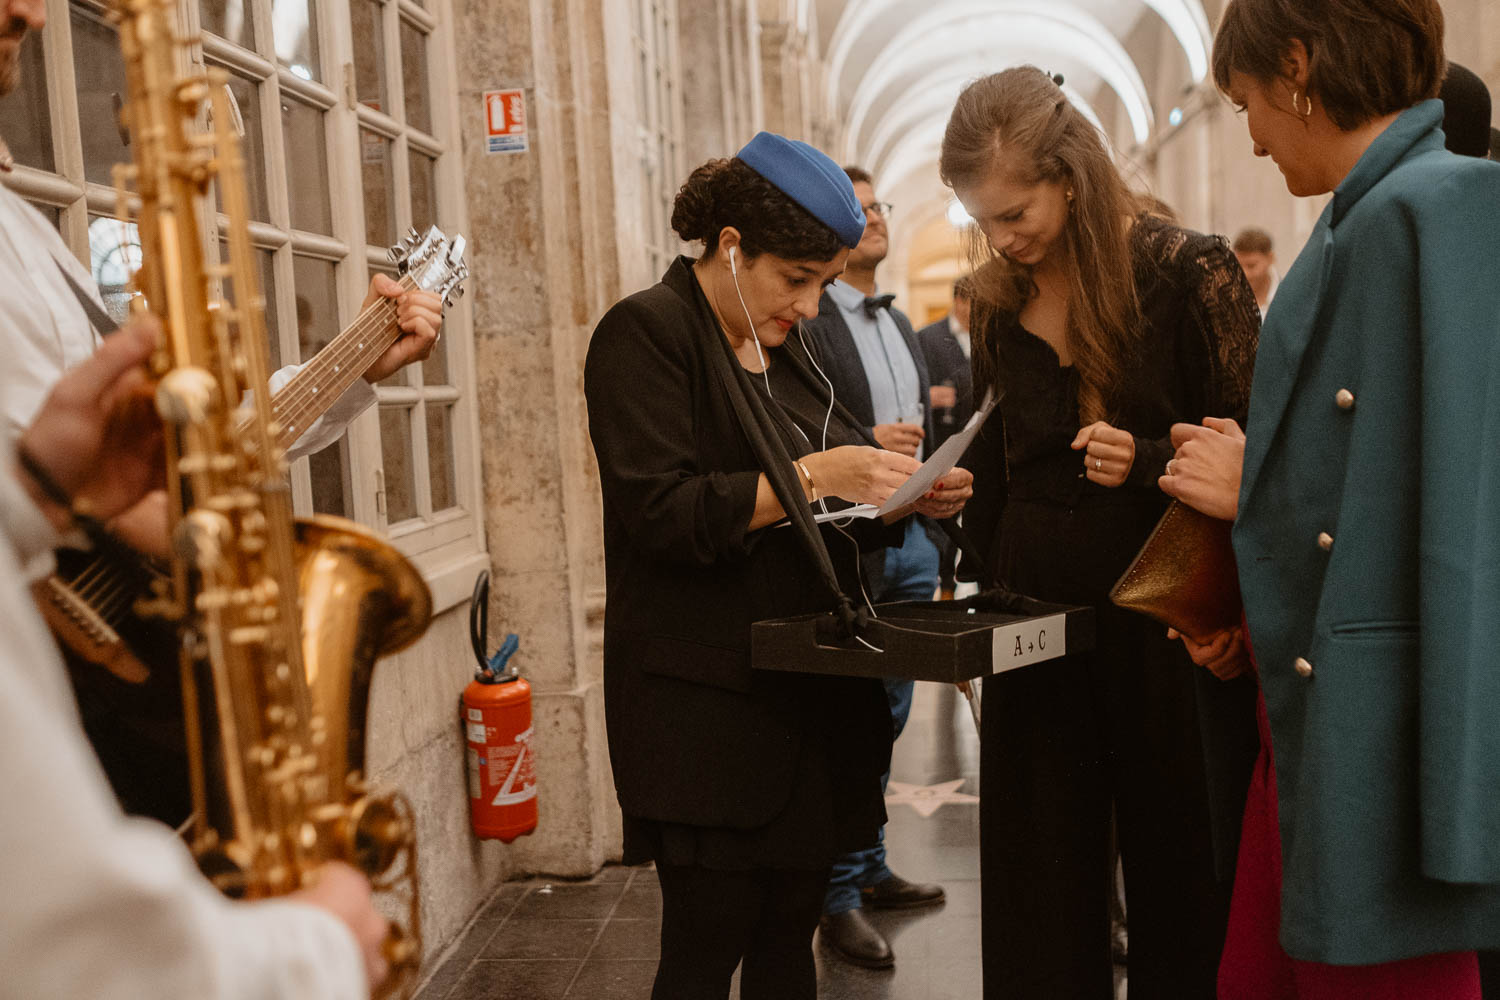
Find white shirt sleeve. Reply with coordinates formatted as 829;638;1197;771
0;456;367;1000
268;363;379;463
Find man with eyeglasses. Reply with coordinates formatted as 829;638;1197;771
801;165;945;972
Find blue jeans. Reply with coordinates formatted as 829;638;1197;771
824;520;940;915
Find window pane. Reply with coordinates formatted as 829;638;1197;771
215;74;271;222
425;402;455;512
350;0;386;111
220;240;281;369
72;5;130;187
308;440;348;515
281;97;332;233
420;324;447;385
272;0;320;81
28;202;62;229
87;216;142;326
0;31;53;171
399;20;430;134
292;255;339;359
378;406;417;522
359;128;395;248
409;150;436;233
201;0;254;48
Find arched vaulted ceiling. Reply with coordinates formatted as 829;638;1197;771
813;0;1213;293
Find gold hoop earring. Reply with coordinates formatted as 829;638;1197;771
1292;89;1313;117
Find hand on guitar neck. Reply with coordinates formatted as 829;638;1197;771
359;273;444;383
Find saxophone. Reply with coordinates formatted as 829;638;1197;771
112;0;431;992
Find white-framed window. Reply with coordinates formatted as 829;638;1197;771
0;0;484;607
632;0;682;279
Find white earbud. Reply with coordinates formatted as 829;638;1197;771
729;245;738;275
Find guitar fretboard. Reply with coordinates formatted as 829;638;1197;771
270;273;419;450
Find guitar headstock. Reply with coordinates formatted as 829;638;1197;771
390;226;470;307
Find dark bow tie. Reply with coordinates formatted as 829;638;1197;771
862;293;896;318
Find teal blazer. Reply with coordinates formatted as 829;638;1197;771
1235;100;1500;964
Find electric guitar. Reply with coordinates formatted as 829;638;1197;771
34;225;469;686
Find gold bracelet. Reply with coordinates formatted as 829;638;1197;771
795;460;818;503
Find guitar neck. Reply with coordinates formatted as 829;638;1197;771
269;273;417;450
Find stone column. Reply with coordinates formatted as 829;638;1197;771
758;20;791;136
447;0;619;905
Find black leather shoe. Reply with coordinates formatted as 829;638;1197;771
863;872;946;909
819;909;895;969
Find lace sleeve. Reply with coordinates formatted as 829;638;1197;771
1184;237;1260;423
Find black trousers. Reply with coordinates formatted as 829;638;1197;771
979;629;1238;1000
653;863;830;1000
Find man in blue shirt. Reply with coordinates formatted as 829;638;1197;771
801;166;945;970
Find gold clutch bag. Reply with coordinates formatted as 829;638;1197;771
1109;500;1242;639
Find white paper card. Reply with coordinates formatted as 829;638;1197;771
808;394;999;524
991;613;1067;674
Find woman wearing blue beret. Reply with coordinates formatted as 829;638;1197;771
583;133;972;999
1162;0;1500;996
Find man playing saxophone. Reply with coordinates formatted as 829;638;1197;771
0;316;390;999
0;0;443;827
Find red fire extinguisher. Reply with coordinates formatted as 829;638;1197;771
463;572;538;842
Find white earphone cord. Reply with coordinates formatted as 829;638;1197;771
729;251;882;650
729;248;773;398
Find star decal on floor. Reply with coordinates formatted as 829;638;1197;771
885;778;979;818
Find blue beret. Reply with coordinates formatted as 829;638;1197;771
736;132;867;249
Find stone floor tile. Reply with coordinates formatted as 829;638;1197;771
509;882;627;921
446;959;578;1000
473;883;530;926
610;884;662;920
413;919;503;1000
563;959;659;998
478;918;601;960
589;918;661;961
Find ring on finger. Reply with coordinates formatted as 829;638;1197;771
1094;458;1102;471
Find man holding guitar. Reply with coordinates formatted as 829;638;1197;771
2;30;457;824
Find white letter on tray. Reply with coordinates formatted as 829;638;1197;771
992;614;1067;673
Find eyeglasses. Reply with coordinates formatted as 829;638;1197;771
862;201;893;218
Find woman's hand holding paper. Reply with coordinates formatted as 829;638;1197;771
802;446;922;506
913;466;973;519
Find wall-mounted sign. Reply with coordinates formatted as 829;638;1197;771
485;90;528;154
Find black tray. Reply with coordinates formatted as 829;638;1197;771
751;590;1095;683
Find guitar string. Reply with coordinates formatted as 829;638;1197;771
273;295;404;431
272;273;420;437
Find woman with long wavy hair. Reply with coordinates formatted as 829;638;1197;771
941;66;1261;998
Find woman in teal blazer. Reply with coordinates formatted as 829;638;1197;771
1167;0;1500;995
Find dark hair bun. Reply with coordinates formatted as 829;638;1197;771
671;159;732;245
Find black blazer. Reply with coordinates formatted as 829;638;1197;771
800;289;938;451
583;257;890;831
915;316;975;452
